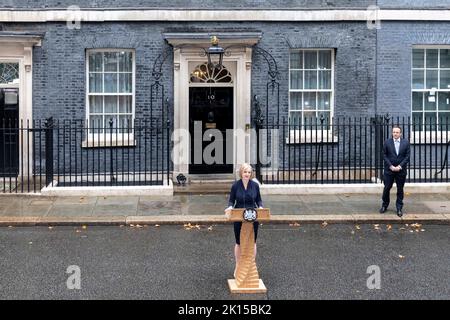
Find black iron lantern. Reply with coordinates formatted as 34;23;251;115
207;36;224;69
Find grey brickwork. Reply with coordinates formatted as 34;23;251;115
377;22;450;116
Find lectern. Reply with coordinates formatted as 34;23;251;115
227;208;270;294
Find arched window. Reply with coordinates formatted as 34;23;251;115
190;63;232;84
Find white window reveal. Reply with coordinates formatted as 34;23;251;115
86;49;135;147
288;49;335;143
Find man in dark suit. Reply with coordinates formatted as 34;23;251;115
380;125;410;217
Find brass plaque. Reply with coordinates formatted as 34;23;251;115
205;122;216;129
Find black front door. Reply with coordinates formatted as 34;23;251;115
189;87;233;174
0;88;20;176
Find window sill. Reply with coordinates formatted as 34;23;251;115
285;130;338;144
410;132;450;145
82;138;137;148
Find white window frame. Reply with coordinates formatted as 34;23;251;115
411;45;450;144
84;48;136;147
287;48;336;144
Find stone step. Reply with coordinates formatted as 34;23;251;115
174;182;232;194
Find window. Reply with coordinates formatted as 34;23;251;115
412;48;450;132
289;49;334;128
87;50;134;134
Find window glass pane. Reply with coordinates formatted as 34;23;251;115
412;70;424;89
304;51;317;69
318;70;331;89
438;113;450;131
290;70;302;89
412;92;423;111
304;70;317;89
439;70;450;89
318;111;330;128
424;112;437;130
89;73;103;93
412;112;422;131
438;92;450;111
412;49;424;68
89;52;103;72
104;73;118;93
289;112;301;126
104;52;118;72
89;96;103;113
119;73;132;93
104;116;118;132
290;51;303;69
303;92;316;110
318;92;331;110
119;96;132;113
104;96;118;113
441;49;450;68
426;49;439;68
290;92;302;110
424;92;436;110
119;51;132;72
89;115;103;133
426;70;438;89
318;51;331;69
303;112;317;126
119;115;132;133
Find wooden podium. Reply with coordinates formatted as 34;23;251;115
227;208;270;294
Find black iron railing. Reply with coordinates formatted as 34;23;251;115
255;115;450;184
1;118;172;193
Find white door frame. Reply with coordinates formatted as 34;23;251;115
0;37;41;178
172;47;253;181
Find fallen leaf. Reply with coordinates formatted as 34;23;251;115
28;241;33;245
130;224;135;227
207;226;213;231
155;224;160;227
75;230;81;233
136;224;143;228
321;221;328;227
421;229;425;232
82;225;87;230
355;225;361;230
398;255;405;259
48;226;53;230
387;225;392;231
8;225;13;228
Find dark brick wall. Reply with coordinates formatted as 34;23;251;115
377;21;450;116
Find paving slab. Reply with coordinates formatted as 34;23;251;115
2;204;51;216
93;204;137;216
423;201;450;214
46;204;95;217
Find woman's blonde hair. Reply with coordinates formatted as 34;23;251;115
239;163;254;179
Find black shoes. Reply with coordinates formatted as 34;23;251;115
396;208;403;217
379;206;387;214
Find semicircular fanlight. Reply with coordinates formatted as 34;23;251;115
190;63;232;84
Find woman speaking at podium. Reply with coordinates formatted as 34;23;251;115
224;163;263;277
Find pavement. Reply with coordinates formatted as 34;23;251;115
0;192;450;226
